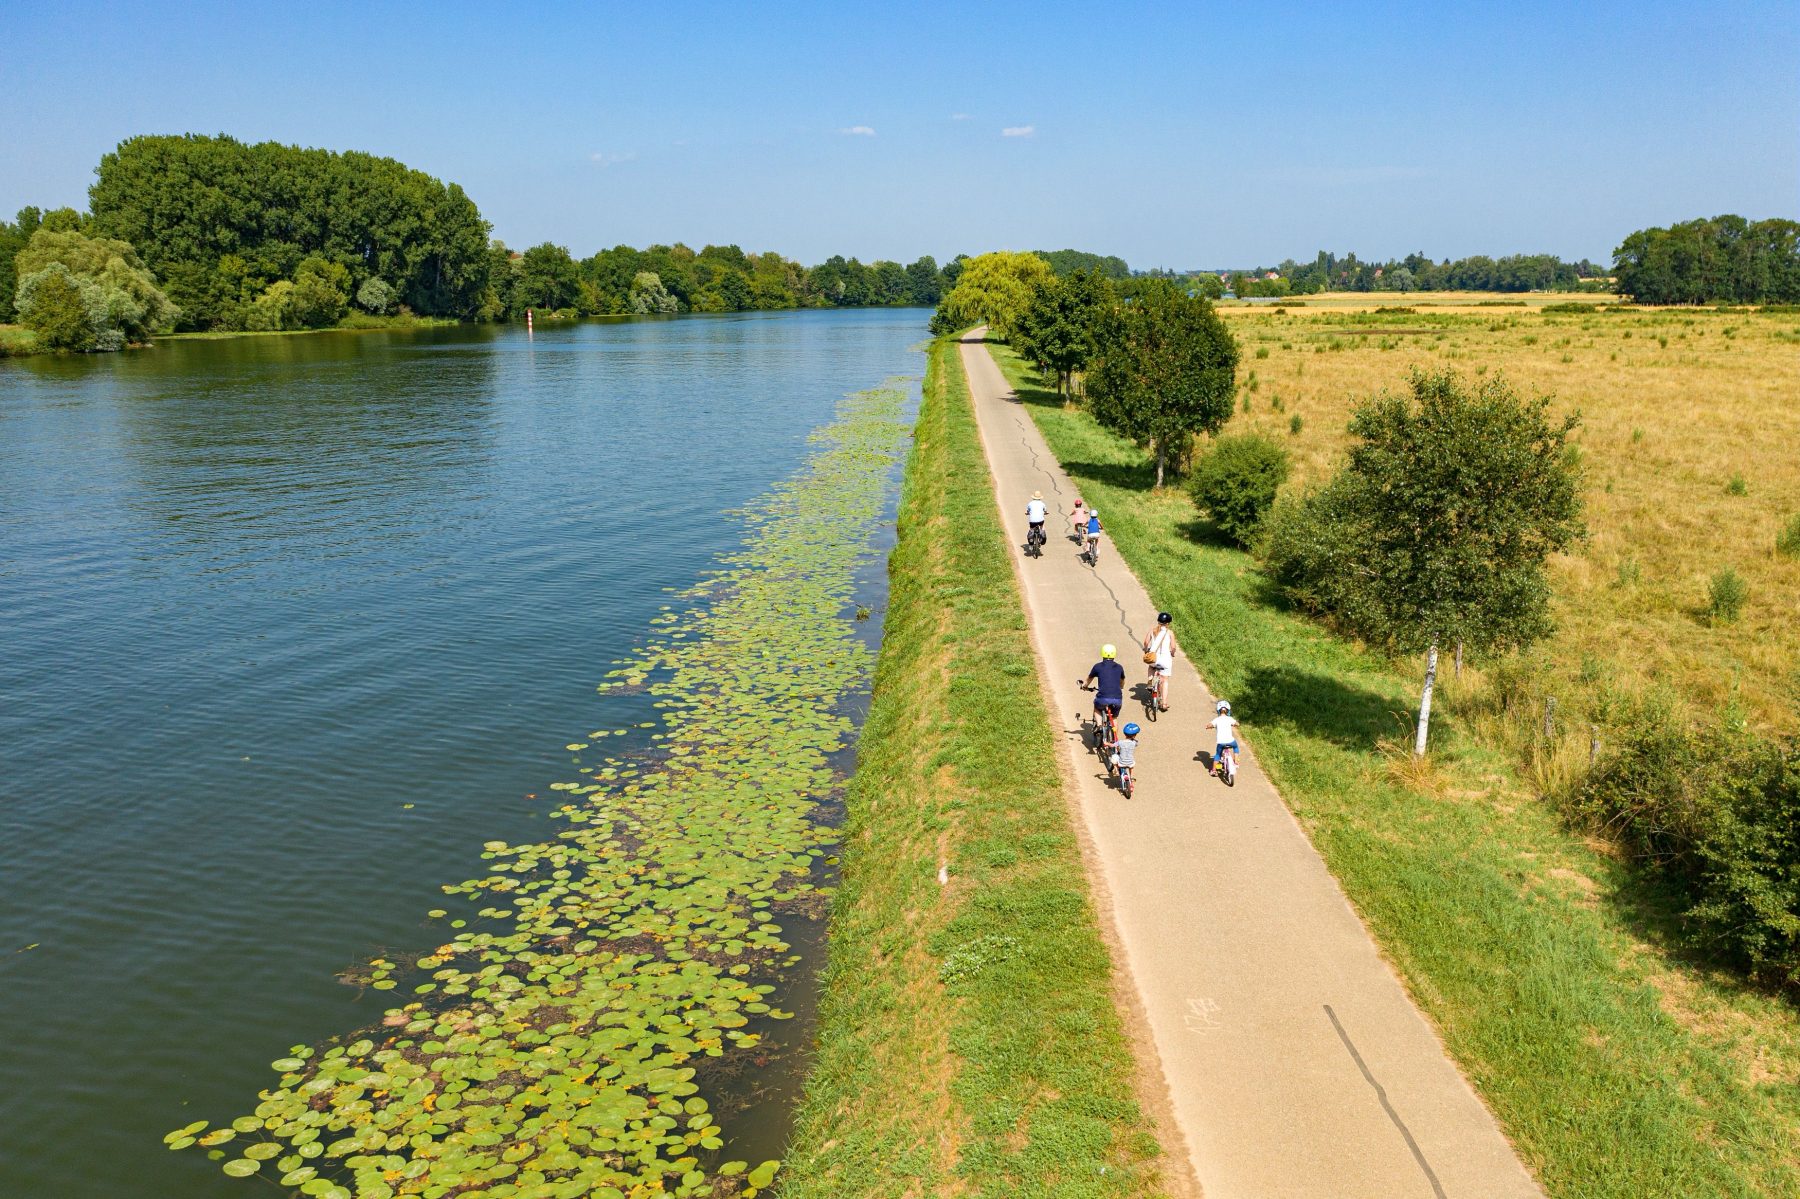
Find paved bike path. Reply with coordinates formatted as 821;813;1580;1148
959;334;1542;1199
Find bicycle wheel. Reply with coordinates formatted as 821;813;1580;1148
1120;767;1133;798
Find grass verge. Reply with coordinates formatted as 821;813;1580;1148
987;339;1800;1198
782;339;1171;1198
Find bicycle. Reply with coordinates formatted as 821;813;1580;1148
1025;523;1046;558
1144;664;1166;723
1081;532;1101;567
1211;744;1238;787
1079;684;1121;759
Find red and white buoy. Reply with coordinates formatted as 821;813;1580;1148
526;308;534;338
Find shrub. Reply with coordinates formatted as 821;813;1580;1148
1725;473;1748;496
1187;432;1291;546
1778;514;1800;559
1707;567;1747;623
14;263;98;350
1289;415;1303;435
356;277;397;315
1575;706;1800;989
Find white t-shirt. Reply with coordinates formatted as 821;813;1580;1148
1211;713;1239;747
1025;499;1048;523
1147;627;1174;671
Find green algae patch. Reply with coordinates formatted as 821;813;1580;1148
780;341;1174;1197
170;387;910;1197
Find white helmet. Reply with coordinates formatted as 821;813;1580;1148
1216;700;1231;714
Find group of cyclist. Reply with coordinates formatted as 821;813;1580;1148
1026;494;1240;792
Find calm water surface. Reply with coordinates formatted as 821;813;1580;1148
0;309;923;1197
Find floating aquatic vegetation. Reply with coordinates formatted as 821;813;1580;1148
170;388;911;1197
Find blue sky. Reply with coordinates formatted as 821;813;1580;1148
3;1;1795;268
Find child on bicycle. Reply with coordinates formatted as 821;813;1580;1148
1108;720;1140;773
1210;700;1240;777
1084;508;1102;557
1070;498;1087;543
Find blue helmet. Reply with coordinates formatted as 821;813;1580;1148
1122;722;1140;736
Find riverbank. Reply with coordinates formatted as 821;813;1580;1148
987;339;1800;1197
781;338;1176;1197
0;313;459;357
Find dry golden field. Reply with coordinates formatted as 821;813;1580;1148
1216;292;1800;735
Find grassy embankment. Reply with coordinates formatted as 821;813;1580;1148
986;307;1800;1198
782;339;1173;1198
0;324;38;356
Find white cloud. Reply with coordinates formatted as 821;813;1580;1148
1001;125;1035;138
839;125;876;136
951;113;971;121
589;151;637;168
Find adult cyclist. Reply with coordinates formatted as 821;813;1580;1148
1025;491;1049;553
1142;612;1176;713
1082;644;1126;745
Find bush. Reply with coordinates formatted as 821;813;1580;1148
1776;514;1800;559
1725;472;1748;496
14;263;97;350
1187;432;1291;546
1575;706;1800;989
1707;568;1748;623
356;277;396;315
1257;479;1381;631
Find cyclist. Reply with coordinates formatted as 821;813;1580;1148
1143;612;1176;712
1210;700;1240;779
1082;644;1126;740
1108;720;1140;773
1025;491;1048;551
1083;507;1103;562
1070;498;1087;543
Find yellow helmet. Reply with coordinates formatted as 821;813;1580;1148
1101;644;1117;659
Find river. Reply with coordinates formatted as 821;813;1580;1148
0;309;924;1197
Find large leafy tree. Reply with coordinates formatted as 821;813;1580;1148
929;250;1053;339
1013;267;1113;398
1264;370;1584;754
1083;278;1238;487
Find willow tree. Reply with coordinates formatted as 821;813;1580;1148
928;250;1052;340
1083;278;1237;487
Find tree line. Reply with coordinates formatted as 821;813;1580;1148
1612;215;1800;305
1176;250;1612;297
0;134;1005;346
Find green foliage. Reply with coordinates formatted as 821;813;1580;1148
929;250;1053;339
1706;567;1748;623
1613;215;1800;305
1265;369;1584;658
1777;514;1800;559
12;227;177;350
1033;248;1131;279
628;271;679;315
288;255;350;327
244;279;296;331
354;276;396;315
14;263;97;349
1187;433;1291;546
1084;278;1238;485
89;134;491;327
1575;702;1800;989
1012;268;1113;395
1289;414;1303;435
1724;472;1748;496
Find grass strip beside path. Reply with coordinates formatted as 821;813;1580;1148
987;340;1800;1198
782;339;1171;1198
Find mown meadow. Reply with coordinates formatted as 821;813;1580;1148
985;298;1800;1197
